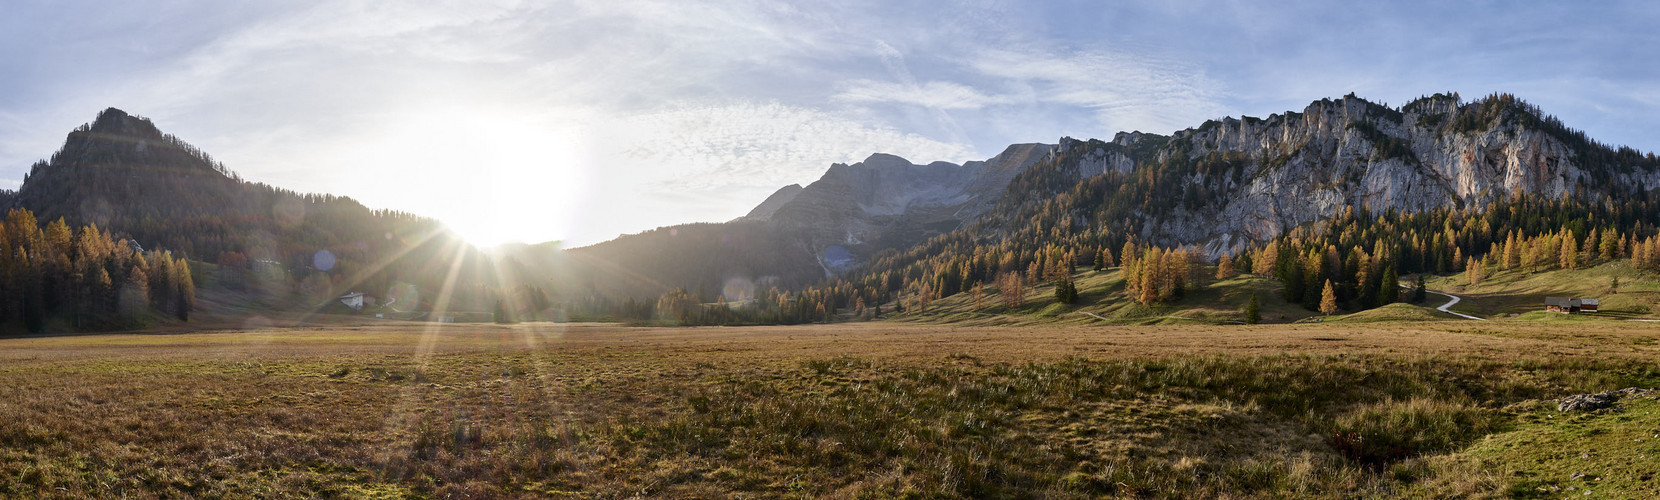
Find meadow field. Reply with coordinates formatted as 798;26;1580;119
1;320;1658;498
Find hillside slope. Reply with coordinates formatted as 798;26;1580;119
8;108;495;313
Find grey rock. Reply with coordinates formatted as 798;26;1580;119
1025;94;1660;256
1558;387;1652;412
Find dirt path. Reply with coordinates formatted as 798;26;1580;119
1425;290;1486;320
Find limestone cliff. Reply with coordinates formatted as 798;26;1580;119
1003;93;1660;255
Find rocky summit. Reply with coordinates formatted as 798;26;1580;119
969;92;1660;256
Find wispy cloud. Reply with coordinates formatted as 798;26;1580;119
612;101;976;192
967;48;1228;134
834;79;1012;110
6;1;1660;245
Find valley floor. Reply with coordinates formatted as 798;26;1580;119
1;321;1657;498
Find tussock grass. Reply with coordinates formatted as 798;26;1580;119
1;322;1658;497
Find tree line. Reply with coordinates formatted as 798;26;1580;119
0;208;193;333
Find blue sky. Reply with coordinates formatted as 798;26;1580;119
3;1;1658;246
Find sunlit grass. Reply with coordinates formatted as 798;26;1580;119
2;321;1658;496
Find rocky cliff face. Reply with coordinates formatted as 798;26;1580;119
1022;93;1660;255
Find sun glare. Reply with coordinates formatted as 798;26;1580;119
348;108;587;249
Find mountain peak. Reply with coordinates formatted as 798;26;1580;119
860;152;915;168
86;107;164;139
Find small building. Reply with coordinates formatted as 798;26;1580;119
1544;297;1596;314
339;292;365;311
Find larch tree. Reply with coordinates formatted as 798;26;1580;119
1503;232;1520;270
998;272;1025;308
1601;229;1622;260
1319;279;1339;315
1215;253;1237;280
1253;243;1278;275
1559;229;1578;270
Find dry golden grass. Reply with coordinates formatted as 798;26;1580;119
1;320;1657;498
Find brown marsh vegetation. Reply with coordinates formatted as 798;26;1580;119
1;321;1657;498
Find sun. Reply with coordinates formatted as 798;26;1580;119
345;107;588;249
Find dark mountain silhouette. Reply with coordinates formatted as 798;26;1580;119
8;108;492;312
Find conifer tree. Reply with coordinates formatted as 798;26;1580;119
1253;243;1279;275
1137;264;1159;306
1601;229;1621;260
1585;228;1601;261
1053;276;1078;304
1215;253;1237;280
998;272;1025;308
1503;232;1520;270
1559;229;1578;270
1319;279;1339;315
1244;294;1261;324
1379;267;1400;304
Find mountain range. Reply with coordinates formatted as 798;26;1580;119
5;92;1658;304
568;92;1660;298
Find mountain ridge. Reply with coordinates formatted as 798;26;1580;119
570;91;1660;299
13;92;1659;305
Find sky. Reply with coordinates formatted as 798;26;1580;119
3;1;1659;247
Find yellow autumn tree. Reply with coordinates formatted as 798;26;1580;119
1319;279;1338;316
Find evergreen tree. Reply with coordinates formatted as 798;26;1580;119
1053;277;1078;304
1410;277;1427;304
1282;259;1306;304
1379;267;1400;304
1244;293;1261;324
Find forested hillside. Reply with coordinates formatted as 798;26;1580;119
6;109;508;324
0;208;192;333
13;93;1660;328
632;93;1660;325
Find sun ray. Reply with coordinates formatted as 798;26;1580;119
373;232;474;474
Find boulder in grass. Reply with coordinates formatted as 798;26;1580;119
1557;388;1653;412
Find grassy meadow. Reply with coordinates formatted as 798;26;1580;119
1;320;1658;498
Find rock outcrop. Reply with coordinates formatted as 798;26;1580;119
1558;387;1653;412
1013;93;1660;255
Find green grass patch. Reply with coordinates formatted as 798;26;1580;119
1327;303;1456;323
898;269;1317;325
1459;395;1660;498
